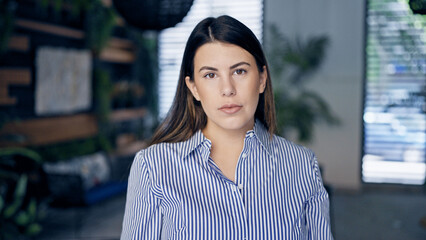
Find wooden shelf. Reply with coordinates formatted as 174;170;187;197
0;68;32;106
113;140;148;157
16;18;85;39
0;114;98;147
98;47;136;63
15;18;136;64
8;35;30;52
109;108;147;123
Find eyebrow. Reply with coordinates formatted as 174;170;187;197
198;61;251;72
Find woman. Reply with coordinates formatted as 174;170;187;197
121;15;333;239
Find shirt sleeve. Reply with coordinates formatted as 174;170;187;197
305;156;334;240
121;151;163;240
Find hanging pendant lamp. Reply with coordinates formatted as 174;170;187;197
112;0;194;30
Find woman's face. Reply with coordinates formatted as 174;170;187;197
185;42;266;135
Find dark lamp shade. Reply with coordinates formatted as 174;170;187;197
409;0;426;14
112;0;194;30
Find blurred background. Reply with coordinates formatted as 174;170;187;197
0;0;425;239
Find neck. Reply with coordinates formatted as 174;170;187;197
202;121;254;182
202;121;254;147
202;120;255;159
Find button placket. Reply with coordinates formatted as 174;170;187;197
236;137;252;185
234;182;247;240
233;184;239;193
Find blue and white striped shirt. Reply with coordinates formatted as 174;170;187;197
121;121;333;239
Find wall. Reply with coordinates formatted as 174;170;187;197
264;0;365;190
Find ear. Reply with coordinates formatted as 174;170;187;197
258;66;267;94
185;76;200;101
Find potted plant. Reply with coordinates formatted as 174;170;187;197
267;25;340;142
0;148;49;239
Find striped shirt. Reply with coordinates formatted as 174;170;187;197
121;121;333;239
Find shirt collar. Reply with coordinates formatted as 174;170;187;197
180;129;210;159
180;119;273;159
252;119;274;156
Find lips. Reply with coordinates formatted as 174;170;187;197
218;104;242;114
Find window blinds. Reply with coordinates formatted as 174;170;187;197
362;0;426;184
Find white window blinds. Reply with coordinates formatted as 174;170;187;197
362;0;426;185
158;0;263;117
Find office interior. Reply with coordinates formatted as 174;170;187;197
0;0;425;239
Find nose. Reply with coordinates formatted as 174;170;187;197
220;76;236;96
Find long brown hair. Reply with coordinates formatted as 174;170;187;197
150;15;276;145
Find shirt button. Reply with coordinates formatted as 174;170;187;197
241;153;247;158
238;184;243;190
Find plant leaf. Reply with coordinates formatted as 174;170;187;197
26;223;42;236
299;91;340;125
27;198;38;223
14;211;29;226
0;195;4;211
3;175;27;218
0;147;43;164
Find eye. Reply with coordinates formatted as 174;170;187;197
204;73;217;79
234;69;247;75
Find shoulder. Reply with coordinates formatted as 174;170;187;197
253;121;314;161
129;141;187;188
131;136;202;174
271;134;315;161
270;135;323;193
269;134;319;178
139;141;183;157
133;141;185;166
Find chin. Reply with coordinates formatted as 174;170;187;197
215;117;254;132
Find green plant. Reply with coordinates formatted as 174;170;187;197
39;0;97;16
94;67;113;124
93;67;114;151
32;136;110;162
267;25;340;142
85;1;117;55
129;29;159;116
0;148;48;239
37;0;117;54
0;0;16;54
